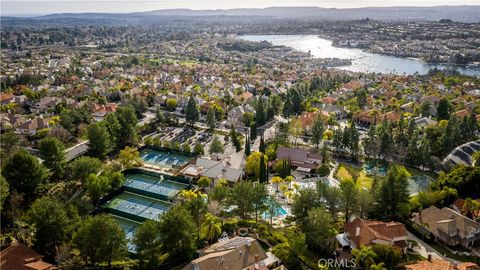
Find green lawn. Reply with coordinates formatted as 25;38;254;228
336;166;353;182
356;171;373;190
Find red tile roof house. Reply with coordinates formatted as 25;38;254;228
0;242;58;270
336;218;409;252
276;146;322;173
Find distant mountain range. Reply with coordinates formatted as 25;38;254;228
2;6;479;26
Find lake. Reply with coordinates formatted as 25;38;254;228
238;35;480;77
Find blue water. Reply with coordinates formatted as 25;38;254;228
238;35;480;77
263;206;288;219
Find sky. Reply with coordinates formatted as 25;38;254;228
1;0;478;16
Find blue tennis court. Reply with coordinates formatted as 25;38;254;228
124;173;188;198
111;215;141;252
140;148;193;169
103;192;171;221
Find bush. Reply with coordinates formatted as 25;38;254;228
222;220;237;235
316;164;330;177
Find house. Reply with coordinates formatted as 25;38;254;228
0;92;15;105
180;155;243;185
414;116;437;128
30;97;74;114
412;206;480;248
276;147;322;173
91;103;117;122
0;242;58;270
406;258;479;270
15;116;49;136
321;104;347;121
182;237;276;270
227;105;254;127
336;218;408;251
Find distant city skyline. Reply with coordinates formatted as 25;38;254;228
2;0;479;16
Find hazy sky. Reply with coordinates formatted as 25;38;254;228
2;0;479;15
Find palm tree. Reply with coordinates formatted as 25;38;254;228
271;176;283;192
352;246;377;270
201;213;222;244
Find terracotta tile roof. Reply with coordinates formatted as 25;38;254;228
406;259;479;270
0;93;15;102
345;218;407;248
0;243;57;270
183;237;268;270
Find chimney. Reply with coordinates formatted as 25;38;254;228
427;254;432;262
355;227;360;237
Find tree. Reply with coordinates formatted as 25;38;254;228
265;195;282;225
115;106;139;148
357;189;374;218
356;88;368;109
166;98;177;111
103;113;122;148
134;219;161;269
201;213;221;244
259;153;267;183
185;95;199;126
2;149;49;197
311;116;324;148
256;96;266;126
68;156;102;186
26;197;72;259
291;189;320;227
197;176;211;188
431;165;480;198
420;101;431;117
437;97;452;121
87;122;111;159
245;134;251;156
193;143;205;155
304;207;337;254
340;179;358;223
206;107;216;131
371;244;403;270
230;124;242;152
317;182;342;220
73;215;126;267
250;121;257;139
85;174;110;201
209;136;224;154
259;135;266;153
118;146;143;169
228;181;256;220
38;137;66;178
245;152;267;179
158;205;196;259
0;176;9;212
374;165;411;220
352;246;377;270
251;184;268;222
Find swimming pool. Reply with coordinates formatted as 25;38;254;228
263;206;288;219
140;148;193;169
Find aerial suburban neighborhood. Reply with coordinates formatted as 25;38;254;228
0;3;480;270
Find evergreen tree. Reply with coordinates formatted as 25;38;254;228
259;134;266;154
311;116;324;149
206;107;216;131
255;97;266;126
185;95;199;126
209;136;224;154
230;124;242;152
245;134;251;156
38;137;66;178
250;122;257;139
259;153;267;183
437;97;452;121
87;122;111;159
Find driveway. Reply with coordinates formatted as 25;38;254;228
407;231;459;264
